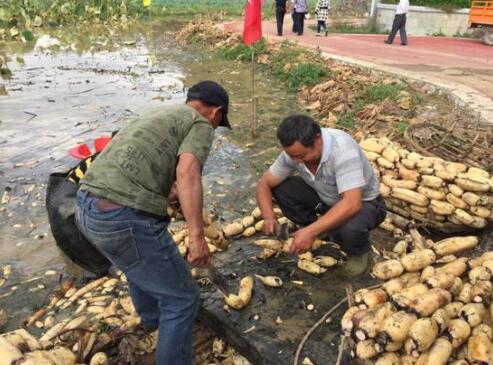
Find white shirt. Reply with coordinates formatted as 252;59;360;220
396;0;409;14
269;129;380;206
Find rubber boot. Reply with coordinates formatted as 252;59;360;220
343;251;371;277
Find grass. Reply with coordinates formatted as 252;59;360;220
430;29;446;37
269;41;329;90
148;0;245;16
152;0;319;16
393;121;409;136
364;83;404;102
283;62;328;90
336;113;356;130
327;17;387;35
411;92;423;105
217;38;329;91
218;38;268;61
269;41;305;70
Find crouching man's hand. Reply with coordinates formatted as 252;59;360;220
187;237;211;267
290;227;317;255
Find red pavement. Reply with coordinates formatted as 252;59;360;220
223;20;493;104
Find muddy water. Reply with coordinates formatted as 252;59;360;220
0;20;302;277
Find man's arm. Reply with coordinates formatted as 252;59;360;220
176;152;210;267
256;171;282;235
166;183;181;218
290;188;363;254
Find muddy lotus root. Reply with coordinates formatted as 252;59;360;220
224;276;254;310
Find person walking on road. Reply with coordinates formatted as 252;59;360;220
256;115;387;276
293;0;308;35
385;0;409;45
271;0;288;36
315;0;331;36
75;80;231;365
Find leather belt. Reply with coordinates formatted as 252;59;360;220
87;191;166;220
96;199;124;212
87;192;124;212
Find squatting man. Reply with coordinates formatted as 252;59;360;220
256;115;387;275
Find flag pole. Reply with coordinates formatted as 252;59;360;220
251;45;257;138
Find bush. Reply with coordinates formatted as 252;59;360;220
380;0;470;11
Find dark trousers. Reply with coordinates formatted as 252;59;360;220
276;7;286;35
272;177;387;255
387;14;407;44
75;190;198;365
294;12;305;35
317;20;327;33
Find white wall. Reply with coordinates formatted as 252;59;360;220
377;3;470;36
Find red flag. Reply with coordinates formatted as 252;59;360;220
243;0;262;45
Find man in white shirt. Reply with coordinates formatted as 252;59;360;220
256;115;387;276
384;0;409;45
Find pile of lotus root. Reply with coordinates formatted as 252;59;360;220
0;273;148;365
360;137;493;232
342;224;493;365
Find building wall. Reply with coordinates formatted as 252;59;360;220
377;4;470;36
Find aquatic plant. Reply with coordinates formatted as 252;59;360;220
0;0;145;40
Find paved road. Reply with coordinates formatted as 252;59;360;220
224;19;493;122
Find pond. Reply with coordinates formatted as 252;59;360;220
0;19;303;276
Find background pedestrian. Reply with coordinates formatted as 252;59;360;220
271;0;288;36
315;0;331;36
293;0;308;35
385;0;409;45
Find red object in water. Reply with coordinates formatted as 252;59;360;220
94;136;112;153
243;0;262;46
69;136;112;159
69;144;92;159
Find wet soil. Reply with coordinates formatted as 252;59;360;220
198;237;376;365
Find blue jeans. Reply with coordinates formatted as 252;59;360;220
75;190;199;365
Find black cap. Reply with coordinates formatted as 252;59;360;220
187;80;231;128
